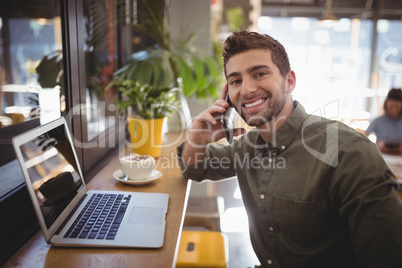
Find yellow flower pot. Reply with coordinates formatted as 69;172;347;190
127;116;165;158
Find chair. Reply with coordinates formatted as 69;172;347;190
176;230;228;268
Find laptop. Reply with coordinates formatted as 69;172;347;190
12;117;169;248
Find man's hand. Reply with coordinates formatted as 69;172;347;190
377;140;402;155
181;84;246;165
187;98;229;146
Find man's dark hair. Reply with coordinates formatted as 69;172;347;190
222;30;291;78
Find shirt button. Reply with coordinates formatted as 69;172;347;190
268;158;273;163
281;145;286;150
267;259;273;265
260;194;265;199
269;227;274;231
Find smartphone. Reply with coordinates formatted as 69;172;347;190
384;142;399;150
220;93;237;143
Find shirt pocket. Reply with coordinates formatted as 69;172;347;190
266;195;323;247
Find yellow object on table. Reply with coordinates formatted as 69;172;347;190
176;231;228;268
127;116;165;158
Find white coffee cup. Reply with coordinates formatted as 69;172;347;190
119;154;155;180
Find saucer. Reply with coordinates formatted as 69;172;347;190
113;169;162;185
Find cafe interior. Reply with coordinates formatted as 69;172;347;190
0;0;401;267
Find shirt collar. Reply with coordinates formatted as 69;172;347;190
255;101;310;152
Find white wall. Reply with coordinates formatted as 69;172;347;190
168;0;212;56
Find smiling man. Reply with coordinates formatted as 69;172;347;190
178;31;402;267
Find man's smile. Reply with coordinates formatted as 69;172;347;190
243;97;267;108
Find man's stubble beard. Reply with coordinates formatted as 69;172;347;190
237;81;287;127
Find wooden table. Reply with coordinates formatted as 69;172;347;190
383;153;402;177
3;132;191;268
382;153;402;199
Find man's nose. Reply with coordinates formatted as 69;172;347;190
241;77;258;97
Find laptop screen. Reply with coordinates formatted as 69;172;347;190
19;123;83;229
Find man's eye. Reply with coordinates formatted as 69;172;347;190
231;79;241;85
256;72;267;78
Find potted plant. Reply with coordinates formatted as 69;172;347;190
108;0;221;156
108;0;221;121
115;81;179;157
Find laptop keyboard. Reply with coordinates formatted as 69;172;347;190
64;193;131;240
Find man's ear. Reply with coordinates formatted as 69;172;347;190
286;70;296;94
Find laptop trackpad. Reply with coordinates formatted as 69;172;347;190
128;207;163;225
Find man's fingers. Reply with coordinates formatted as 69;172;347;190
197;110;223;125
220;83;228;100
213;98;229;108
198;105;226;124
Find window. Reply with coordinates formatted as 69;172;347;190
0;1;65;263
0;0;123;264
258;17;373;128
371;20;402;116
74;0;121;173
0;2;63;197
258;16;402;130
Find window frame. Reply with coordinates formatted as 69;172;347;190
0;0;125;264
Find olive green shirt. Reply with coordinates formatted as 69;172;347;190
177;101;402;268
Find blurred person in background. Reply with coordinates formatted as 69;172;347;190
365;88;402;154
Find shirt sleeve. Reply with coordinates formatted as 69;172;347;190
326;137;402;267
177;141;237;182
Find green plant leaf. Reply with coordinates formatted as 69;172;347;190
173;54;197;96
110;0;223;118
192;57;209;90
115;81;179;119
